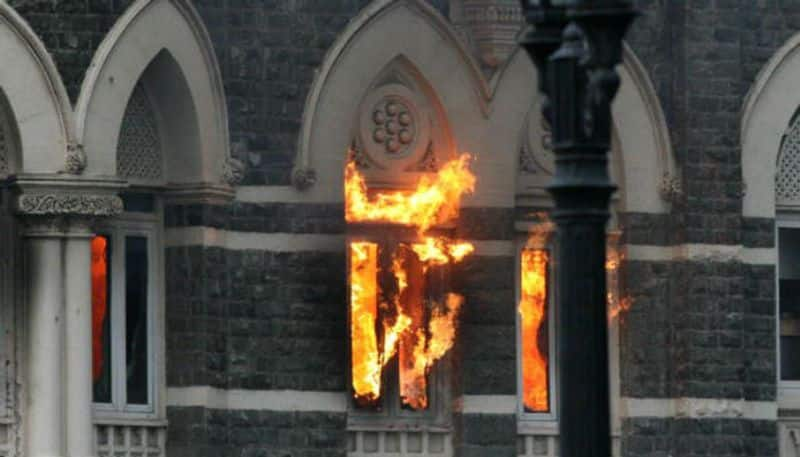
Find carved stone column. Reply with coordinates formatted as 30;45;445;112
15;188;123;457
63;218;95;457
22;216;66;457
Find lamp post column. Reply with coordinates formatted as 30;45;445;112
519;2;636;457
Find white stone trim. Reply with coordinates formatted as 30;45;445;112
0;3;75;174
295;0;489;182
625;244;776;265
620;397;778;420
740;32;800;218
75;0;230;185
459;395;517;414
166;387;347;412
164;227;514;255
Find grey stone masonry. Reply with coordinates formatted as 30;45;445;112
167;406;347;457
620;259;776;402
622;418;777;457
454;414;517;457
166;244;348;391
455;255;516;396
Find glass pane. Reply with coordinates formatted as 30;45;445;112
92;235;112;403
781;228;800;380
125;236;149;405
520;249;550;413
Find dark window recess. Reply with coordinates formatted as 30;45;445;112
122;193;156;213
125;236;149;405
92;235;112;403
780;227;800;381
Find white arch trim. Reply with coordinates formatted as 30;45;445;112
75;0;230;186
487;44;675;214
292;0;673;213
0;3;75;174
741;32;800;218
294;0;490;189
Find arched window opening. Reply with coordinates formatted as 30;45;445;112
776;107;800;388
92;72;165;421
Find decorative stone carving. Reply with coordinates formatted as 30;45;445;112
370;98;417;156
358;83;432;173
519;110;554;176
349;140;371;170
62;142;87;175
659;172;684;205
777;114;800;205
17;193;123;217
222;157;246;187
291;167;317;191
406;142;438;172
117;83;163;182
451;0;523;69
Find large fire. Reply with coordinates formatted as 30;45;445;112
519;249;550;412
518;219;629;413
346;153;476;410
345;154;475;234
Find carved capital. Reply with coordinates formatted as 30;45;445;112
61;142;87;175
291;167;317;191
658;172;684;205
16;193;123;217
222;157;246;187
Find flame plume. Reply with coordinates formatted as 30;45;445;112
345;154;476;234
346;154;476;410
519;249;550;412
350;242;381;404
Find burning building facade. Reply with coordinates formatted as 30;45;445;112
0;1;795;457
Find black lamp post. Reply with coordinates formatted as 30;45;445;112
519;2;636;457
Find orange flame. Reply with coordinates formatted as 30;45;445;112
345;154;476;234
411;237;475;271
605;244;632;323
519;249;550;412
350;242;381;404
346;154;476;410
91;236;109;383
401;293;464;410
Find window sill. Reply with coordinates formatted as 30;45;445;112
93;416;167;427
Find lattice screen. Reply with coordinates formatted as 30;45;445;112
777;115;800;204
117;83;163;182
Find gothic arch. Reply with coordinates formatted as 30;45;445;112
294;0;673;212
741;32;800;218
293;0;490;202
75;0;230;192
490;44;676;214
0;3;74;174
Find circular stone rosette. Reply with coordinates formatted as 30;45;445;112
359;84;431;170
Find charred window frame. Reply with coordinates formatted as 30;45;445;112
346;224;453;430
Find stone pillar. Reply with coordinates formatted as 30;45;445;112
24;221;65;457
15;189;123;457
64;222;94;457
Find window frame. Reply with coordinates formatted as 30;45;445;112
776;214;800;405
515;233;559;426
345;231;454;432
515;227;624;435
92;205;164;421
